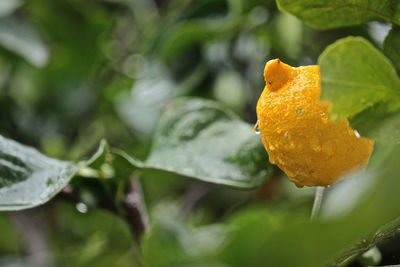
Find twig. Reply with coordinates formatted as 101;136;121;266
179;181;212;216
311;186;325;220
334;217;400;266
12;209;53;267
122;177;149;244
58;178;149;245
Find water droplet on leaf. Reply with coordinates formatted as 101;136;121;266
76;202;88;213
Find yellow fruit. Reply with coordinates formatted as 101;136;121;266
256;59;374;187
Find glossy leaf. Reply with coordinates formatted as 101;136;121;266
0;135;80;210
145;98;271;188
277;0;400;29
160;20;221;63
384;25;400;75
0;136;108;210
0;18;49;67
0;0;23;17
142;203;226;267
349;103;400;143
318;37;400;122
116;63;206;138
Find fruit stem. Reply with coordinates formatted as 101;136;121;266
311;186;325;220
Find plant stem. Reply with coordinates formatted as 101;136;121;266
311;186;325;220
180;181;212;216
59;178;149;245
122;177;149;244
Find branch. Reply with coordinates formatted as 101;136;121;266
12;209;53;266
179;181;212;216
122;177;149;244
58;178;149;245
334;217;400;266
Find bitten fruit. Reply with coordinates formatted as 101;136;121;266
256;59;374;187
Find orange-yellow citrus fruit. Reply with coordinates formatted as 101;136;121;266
256;59;374;187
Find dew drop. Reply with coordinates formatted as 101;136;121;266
310;138;321;152
354;129;361;138
276;157;284;165
284;131;293;143
312;145;322;152
269;144;275;151
76;202;88;213
254;120;260;134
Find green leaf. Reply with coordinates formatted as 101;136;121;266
276;0;400;29
116;63;177;138
383;25;400;75
142;143;400;266
160;21;219;63
218;207;285;267
0;0;23;17
145;98;271;188
142;203;226;267
116;62;206;138
0;135;80;210
0;18;49;67
318;36;400;122
349;103;400;143
0;136;108;210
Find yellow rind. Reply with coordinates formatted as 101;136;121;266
256;59;374;187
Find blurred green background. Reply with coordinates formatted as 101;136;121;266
0;0;397;266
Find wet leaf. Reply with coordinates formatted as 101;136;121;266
383;25;400;75
145;98;271;188
0;17;49;67
318;37;400;122
116;63;206;138
142;203;226;267
277;0;400;29
0;136;106;210
0;0;23;17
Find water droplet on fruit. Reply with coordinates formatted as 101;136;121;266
312;145;322;152
354;130;361;138
310;138;321;152
269;144;275;150
321;113;329;124
254;120;260;134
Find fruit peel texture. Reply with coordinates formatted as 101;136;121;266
256;59;374;187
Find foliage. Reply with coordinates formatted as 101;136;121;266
0;0;400;266
277;0;400;29
319;37;400;123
